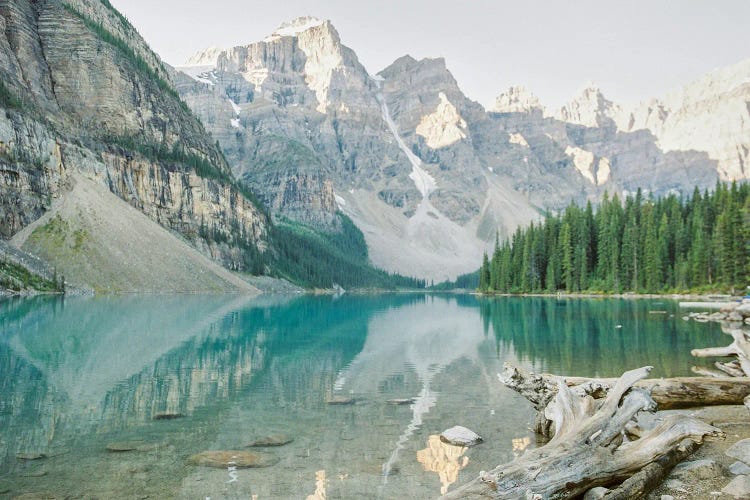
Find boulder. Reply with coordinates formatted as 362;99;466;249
186;450;279;468
722;303;741;313
582;487;610;499
726;438;750;464
736;303;750;316
729;461;750;476
723;475;750;498
727;311;744;322
440;426;483;447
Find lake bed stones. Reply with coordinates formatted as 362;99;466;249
186;450;279;468
246;434;293;447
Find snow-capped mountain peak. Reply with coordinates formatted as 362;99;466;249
265;16;327;41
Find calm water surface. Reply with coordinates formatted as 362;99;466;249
0;294;726;499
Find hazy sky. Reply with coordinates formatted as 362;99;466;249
110;0;750;109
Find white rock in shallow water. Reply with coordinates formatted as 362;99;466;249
722;475;750;498
440;426;483;447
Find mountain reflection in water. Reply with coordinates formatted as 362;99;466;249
0;294;726;499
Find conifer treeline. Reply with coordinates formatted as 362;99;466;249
479;183;750;294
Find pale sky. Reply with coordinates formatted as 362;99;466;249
110;0;750;110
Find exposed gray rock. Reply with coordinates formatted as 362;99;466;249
665;478;688;493
671;459;723;480
582;486;610;499
728;312;744;322
722;475;750;499
726;438;750;464
729;461;750;476
440;425;483;447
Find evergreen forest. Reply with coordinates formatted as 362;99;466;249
479;183;750;294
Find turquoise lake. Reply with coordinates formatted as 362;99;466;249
0;294;727;499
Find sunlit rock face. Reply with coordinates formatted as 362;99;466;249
554;84;626;129
416;92;468;149
492;86;543;114
622;60;750;180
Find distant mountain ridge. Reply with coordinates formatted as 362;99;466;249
176;16;737;281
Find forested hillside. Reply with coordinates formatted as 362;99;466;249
479;183;749;294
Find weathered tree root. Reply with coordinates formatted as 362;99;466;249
442;366;724;500
692;326;750;377
499;363;750;437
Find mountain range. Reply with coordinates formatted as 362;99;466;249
176;16;747;281
0;5;747;290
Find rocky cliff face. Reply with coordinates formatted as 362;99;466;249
177;17;416;230
0;0;268;273
176;17;738;281
622;60;750;180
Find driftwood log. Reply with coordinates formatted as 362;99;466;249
692;325;750;377
499;363;750;436
442;366;723;500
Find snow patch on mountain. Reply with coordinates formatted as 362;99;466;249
265;16;326;41
377;93;437;198
228;98;241;115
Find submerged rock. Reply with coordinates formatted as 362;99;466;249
386;398;415;405
440;426;483;447
19;469;48;478
186;450;279;468
106;441;142;452
153;412;184;420
326;395;355;405
246;435;293;447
